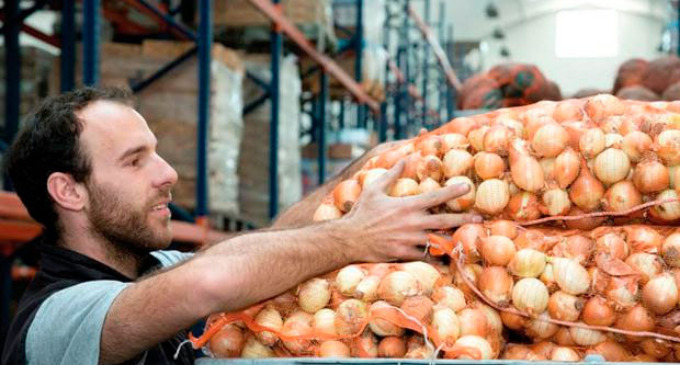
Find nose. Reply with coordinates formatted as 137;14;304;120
153;153;178;189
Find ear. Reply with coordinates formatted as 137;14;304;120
46;172;88;212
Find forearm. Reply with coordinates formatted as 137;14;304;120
199;222;353;312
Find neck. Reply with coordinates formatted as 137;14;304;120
59;227;144;279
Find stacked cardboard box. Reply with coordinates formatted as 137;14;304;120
239;54;302;226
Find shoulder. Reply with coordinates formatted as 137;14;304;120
25;280;130;365
151;250;194;268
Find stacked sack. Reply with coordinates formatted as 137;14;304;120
195;95;680;361
614;56;680;102
459;63;561;110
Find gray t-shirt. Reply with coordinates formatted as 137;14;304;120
24;250;193;365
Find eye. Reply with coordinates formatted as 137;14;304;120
130;158;140;167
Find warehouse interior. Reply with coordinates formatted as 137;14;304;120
2;0;680;362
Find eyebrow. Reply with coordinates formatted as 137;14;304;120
117;145;148;163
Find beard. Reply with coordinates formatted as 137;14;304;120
86;181;172;265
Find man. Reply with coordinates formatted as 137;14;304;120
2;87;478;365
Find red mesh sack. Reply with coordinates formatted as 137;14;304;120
613;58;649;94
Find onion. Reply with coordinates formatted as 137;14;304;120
511;155;545;193
447;117;478;136
354;275;381;302
483;125;513;155
551;235;592;265
444;176;476;212
508;249;547;278
378;337;406;358
333;179;362;212
468;126;490;152
579;128;606;159
541;186;571;216
453;264;483;298
506;192;542;221
531;341;557;359
584;94;627;122
313;202;343;222
359;168;388;188
415;155;443;182
432;305;461;345
642;273;678;315
417;177;440;195
554;327;576;346
476;303;503;334
377;271;421;306
615;304;655;338
400;295;434;324
532;123;569;157
500;310;526;331
626;252;662;284
441;133;469;152
602;181;642;213
582;296;616;326
209;324;244;358
389;178;419;197
405;345;434;359
298;278;331;313
525;312;559;339
254;307;284;346
550;257;590;295
540;158;556;182
662;233;680;267
555;148;580;188
335;299;368;336
401;262;441;296
241;337;274;358
631;354;659;362
605;133;623;148
475;179;510;214
452;224;486;263
596;233;630;261
512;278;549;314
351;331;378;358
589;341;631;362
451;335;493;360
313;308;338;337
656;129;680;165
524;114;553;141
652;189;680;221
622;131;653;162
569;324;607;346
639;339;672;359
569;162;604;211
550;346;580;362
593;148;631;185
606;276;640;310
443;149;474;178
497;114;524;136
368;301;405;337
474;152;505;180
318;340;350;358
416;135;444;157
625;225;663;253
564;207;606;230
672;165;680;190
281;311;314;354
548;291;584;322
633;159;670;193
432;286;466;312
554;99;584;122
480;236;517;266
458;308;489;337
478;266;514;306
335;265;366;296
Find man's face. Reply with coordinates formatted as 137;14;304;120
78;101;178;254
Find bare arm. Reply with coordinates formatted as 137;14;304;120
99;160;480;364
272;141;402;229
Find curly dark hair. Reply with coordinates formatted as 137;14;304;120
4;87;134;238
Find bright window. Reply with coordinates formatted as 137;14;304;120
555;9;619;58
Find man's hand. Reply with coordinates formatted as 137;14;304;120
340;160;481;262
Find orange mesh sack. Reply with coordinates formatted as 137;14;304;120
314;95;680;227
459;74;503;110
191;260;506;360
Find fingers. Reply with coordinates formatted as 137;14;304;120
367;159;405;194
405;182;472;209
417;213;483;230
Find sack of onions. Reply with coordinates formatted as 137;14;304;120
190;261;505;360
314;95;680;227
